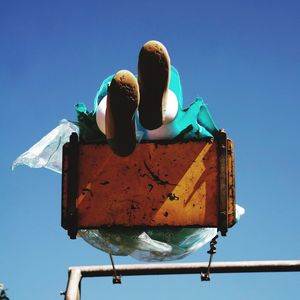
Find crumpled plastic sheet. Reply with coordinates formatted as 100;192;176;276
79;227;218;262
79;205;245;261
13;120;244;261
12;119;79;174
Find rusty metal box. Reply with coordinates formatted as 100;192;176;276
62;131;236;239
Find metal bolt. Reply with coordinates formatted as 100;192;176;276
113;276;122;284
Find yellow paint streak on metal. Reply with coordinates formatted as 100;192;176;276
77;182;92;206
153;143;212;223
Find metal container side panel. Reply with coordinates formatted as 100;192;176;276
61;143;69;229
75;141;220;227
227;139;236;227
61;133;80;238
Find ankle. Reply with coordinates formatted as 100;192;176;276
162;89;179;125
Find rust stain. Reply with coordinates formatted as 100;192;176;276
67;140;223;227
144;160;176;186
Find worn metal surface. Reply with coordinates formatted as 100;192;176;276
217;130;228;236
63;260;300;299
62;133;79;239
62;133;236;230
65;268;81;300
227;139;236;227
69;260;300;277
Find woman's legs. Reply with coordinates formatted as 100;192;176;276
95;41;181;155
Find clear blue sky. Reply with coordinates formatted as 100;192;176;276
1;0;300;299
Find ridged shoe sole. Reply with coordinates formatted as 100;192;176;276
138;40;171;130
105;70;139;156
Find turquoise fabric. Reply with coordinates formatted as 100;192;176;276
90;66;218;141
93;74;115;112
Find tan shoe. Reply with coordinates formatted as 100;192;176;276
138;40;171;130
105;70;139;156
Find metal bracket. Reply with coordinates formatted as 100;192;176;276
217;130;228;236
66;132;79;239
201;235;218;281
109;254;122;284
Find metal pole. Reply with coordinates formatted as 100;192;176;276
65;268;82;300
77;260;300;277
64;260;300;300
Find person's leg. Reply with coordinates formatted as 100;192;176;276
105;70;139;156
138;40;172;130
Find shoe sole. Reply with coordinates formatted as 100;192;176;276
138;40;171;130
105;70;139;156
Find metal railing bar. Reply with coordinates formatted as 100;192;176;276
64;260;300;300
69;260;300;278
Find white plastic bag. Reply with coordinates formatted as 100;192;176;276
12;119;78;173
